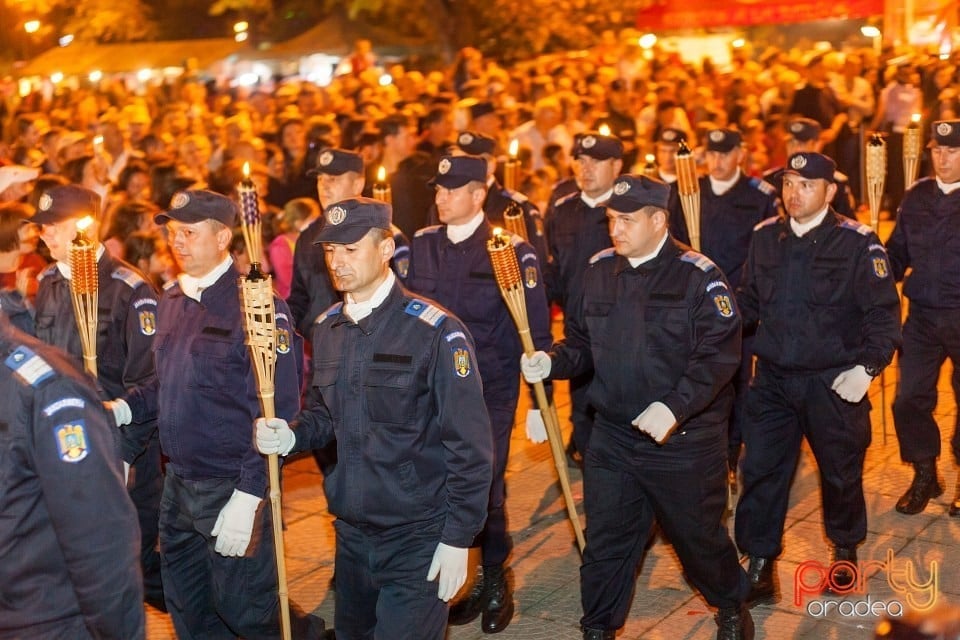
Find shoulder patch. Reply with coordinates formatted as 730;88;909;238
37;263;58;282
753;215;781;231
414;224;443;238
112;266;145;288
554;192;579;208
838;218;872;236
43;397;85;416
5;346;54;387
404;298;447;327
315;301;344;325
680;251;717;272
54;420;89;463
445;330;467;342
748;177;777;196
589;247;617;265
833;170;849;182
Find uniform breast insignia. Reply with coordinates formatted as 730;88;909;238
524;265;538;288
5;346;54;387
838;219;871;236
405;299;447;327
453;346;472;377
680;251;717;272
54;420;89;463
112;266;145;288
276;327;291;354
589;247;616;264
139;309;157;336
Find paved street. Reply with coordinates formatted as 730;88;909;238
146;338;960;639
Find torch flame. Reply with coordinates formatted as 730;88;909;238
509;139;519;158
243;161;251;179
645;153;655;164
911;113;921;125
377;165;387;182
76;216;94;233
598;124;611;137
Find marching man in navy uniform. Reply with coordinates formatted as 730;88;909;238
0;306;144;639
255;197;493;640
735;152;901;604
31;183;165;611
407;155;552;634
150;189;326;638
521;174;753;640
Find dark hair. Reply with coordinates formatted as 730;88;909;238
62;155;95;185
106;201;160;240
123;230;164;266
0;204;32;252
378;114;410;139
117;159;150;193
150;162;193;210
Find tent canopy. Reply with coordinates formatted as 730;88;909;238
636;0;884;30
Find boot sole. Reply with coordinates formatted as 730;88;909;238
482;602;515;634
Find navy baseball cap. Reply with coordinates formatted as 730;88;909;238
786;117;822;142
705;129;743;152
657;128;687;145
784;152;836;183
456;131;496;156
314;197;392;244
931;120;960;147
429;155;487;189
607;174;671;212
572;133;623;160
32;184;101;224
308;148;364;176
154;190;239;227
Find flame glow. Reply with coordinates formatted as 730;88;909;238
377;165;387;182
76;216;94;233
509;139;519;158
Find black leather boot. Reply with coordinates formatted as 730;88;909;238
950;474;960;517
481;564;514;634
823;546;858;595
895;460;944;514
582;628;616;640
716;605;755;640
745;556;779;606
448;566;485;626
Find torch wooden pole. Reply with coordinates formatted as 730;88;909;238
865;133;889;439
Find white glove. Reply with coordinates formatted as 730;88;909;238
211;490;262;557
426;542;468;601
631;401;679;444
123;461;130;484
831;365;873;403
255;417;295;456
520;351;551;384
104;399;132;427
525;409;548;443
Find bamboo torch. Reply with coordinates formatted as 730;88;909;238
642;153;658;180
236;162;291;640
502;201;528;241
487;229;586;553
675;140;701;251
503;139;520;191
865;133;889;437
903;113;922;191
69;216;98;377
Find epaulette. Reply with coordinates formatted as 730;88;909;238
554;192;579;208
112;266;145;288
414;225;443;238
315;301;343;325
4;345;54;387
834;170;849;183
163;279;179;291
506;189;528;203
680;251;717;272
838;218;872;236
589;247;616;265
748;176;777;196
37;263;58;282
404;298;447;327
754;215;781;231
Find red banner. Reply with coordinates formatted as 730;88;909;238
636;0;884;30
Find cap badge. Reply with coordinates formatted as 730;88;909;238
789;122;803;133
438;158;452;174
613;181;630;195
171;192;190;209
38;193;52;211
458;132;474;145
709;130;725;142
582;135;597;149
790;155;808;170
327;206;347;225
662;130;676;142
938;122;953;136
319;151;334;166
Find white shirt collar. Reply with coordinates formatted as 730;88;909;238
344;270;396;322
446;211;486;244
581;188;613;209
56;244;106;280
627;231;670;268
178;255;234;302
789;206;830;237
658;170;677;184
709;169;741;195
937;177;960;195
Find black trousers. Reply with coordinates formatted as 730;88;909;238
333;516;447;640
127;429;164;605
579;417;746;631
735;364;870;559
570;372;596;455
893;305;960;464
477;393;517;567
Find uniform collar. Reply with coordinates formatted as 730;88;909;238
56;243;106;280
937;177;960;195
789;207;830;237
626;231;670;268
446;211;486;244
709;169;741;196
615;235;678;274
581;188;612;209
344;270;396;322
178;255;234;302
